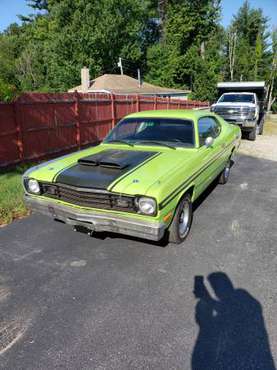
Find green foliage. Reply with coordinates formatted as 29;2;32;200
0;79;17;102
145;0;223;100
225;0;271;82
0;165;33;225
0;0;275;102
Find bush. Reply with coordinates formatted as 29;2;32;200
0;79;17;102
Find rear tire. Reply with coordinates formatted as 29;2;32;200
168;193;192;244
219;159;231;184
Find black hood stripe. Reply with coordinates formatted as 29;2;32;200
55;149;158;190
108;152;161;191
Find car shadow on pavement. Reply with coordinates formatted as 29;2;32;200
191;272;276;370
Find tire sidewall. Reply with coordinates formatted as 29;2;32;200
219;159;231;184
170;194;193;243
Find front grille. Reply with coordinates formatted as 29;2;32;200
215;106;250;116
40;183;137;213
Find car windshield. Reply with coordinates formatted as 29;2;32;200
218;94;255;103
104;118;195;147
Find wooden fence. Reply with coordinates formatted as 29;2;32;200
0;93;208;167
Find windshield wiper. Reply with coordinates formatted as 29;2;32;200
134;140;176;150
106;140;133;147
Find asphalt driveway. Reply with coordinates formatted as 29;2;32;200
0;153;277;369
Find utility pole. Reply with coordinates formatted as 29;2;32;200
117;57;123;75
137;68;142;87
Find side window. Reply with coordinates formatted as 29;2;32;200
198;117;221;146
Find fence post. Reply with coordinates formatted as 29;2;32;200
74;91;81;149
167;96;170;109
13;100;24;161
136;94;140;112
111;93;116;128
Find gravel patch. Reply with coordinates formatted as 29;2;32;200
238;119;277;162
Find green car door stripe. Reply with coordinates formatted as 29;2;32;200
159;142;234;209
55;150;158;189
108;152;161;191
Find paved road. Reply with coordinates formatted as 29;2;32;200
0;154;277;369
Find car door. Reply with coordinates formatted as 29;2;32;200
194;116;226;196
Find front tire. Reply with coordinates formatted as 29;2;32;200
168;194;192;244
248;126;257;141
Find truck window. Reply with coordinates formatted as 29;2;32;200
198;117;221;146
219;94;255;103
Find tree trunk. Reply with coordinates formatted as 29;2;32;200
228;31;237;81
267;76;275;112
200;41;205;60
158;0;168;40
267;52;276;112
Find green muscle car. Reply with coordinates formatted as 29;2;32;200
23;110;241;244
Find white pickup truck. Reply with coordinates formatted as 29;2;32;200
211;82;266;141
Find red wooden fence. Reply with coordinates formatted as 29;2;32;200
0;93;208;167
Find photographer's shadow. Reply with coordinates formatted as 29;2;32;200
192;272;275;370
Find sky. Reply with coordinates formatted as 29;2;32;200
0;0;276;32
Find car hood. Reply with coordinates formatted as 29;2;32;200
26;144;196;198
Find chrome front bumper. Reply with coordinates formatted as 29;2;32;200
224;117;256;128
24;195;166;241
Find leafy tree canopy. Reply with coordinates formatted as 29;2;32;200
0;0;275;103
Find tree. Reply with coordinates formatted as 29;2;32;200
0;0;275;103
27;0;49;11
225;1;271;81
146;0;222;100
267;28;277;112
227;28;237;81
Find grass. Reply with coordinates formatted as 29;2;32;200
0;164;34;226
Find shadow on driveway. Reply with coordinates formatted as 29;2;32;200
192;272;276;370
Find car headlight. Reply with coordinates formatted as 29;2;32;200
27;179;41;194
137;197;157;215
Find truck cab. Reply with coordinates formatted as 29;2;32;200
211;82;266;141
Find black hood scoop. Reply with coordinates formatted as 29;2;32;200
56;149;158;189
78;150;138;169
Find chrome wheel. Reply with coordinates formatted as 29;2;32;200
224;164;230;179
178;201;190;238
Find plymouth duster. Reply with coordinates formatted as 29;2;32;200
23;110;241;244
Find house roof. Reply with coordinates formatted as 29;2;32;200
68;74;190;95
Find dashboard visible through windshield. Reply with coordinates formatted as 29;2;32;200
104;118;195;148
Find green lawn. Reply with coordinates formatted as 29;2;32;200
0;165;32;225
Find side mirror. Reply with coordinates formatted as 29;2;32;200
205;137;214;148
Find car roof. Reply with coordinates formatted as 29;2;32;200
125;109;212;120
222;92;255;95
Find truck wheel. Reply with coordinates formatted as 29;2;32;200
258;119;264;135
168;193;192;244
219;159;231;184
248;127;257;141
